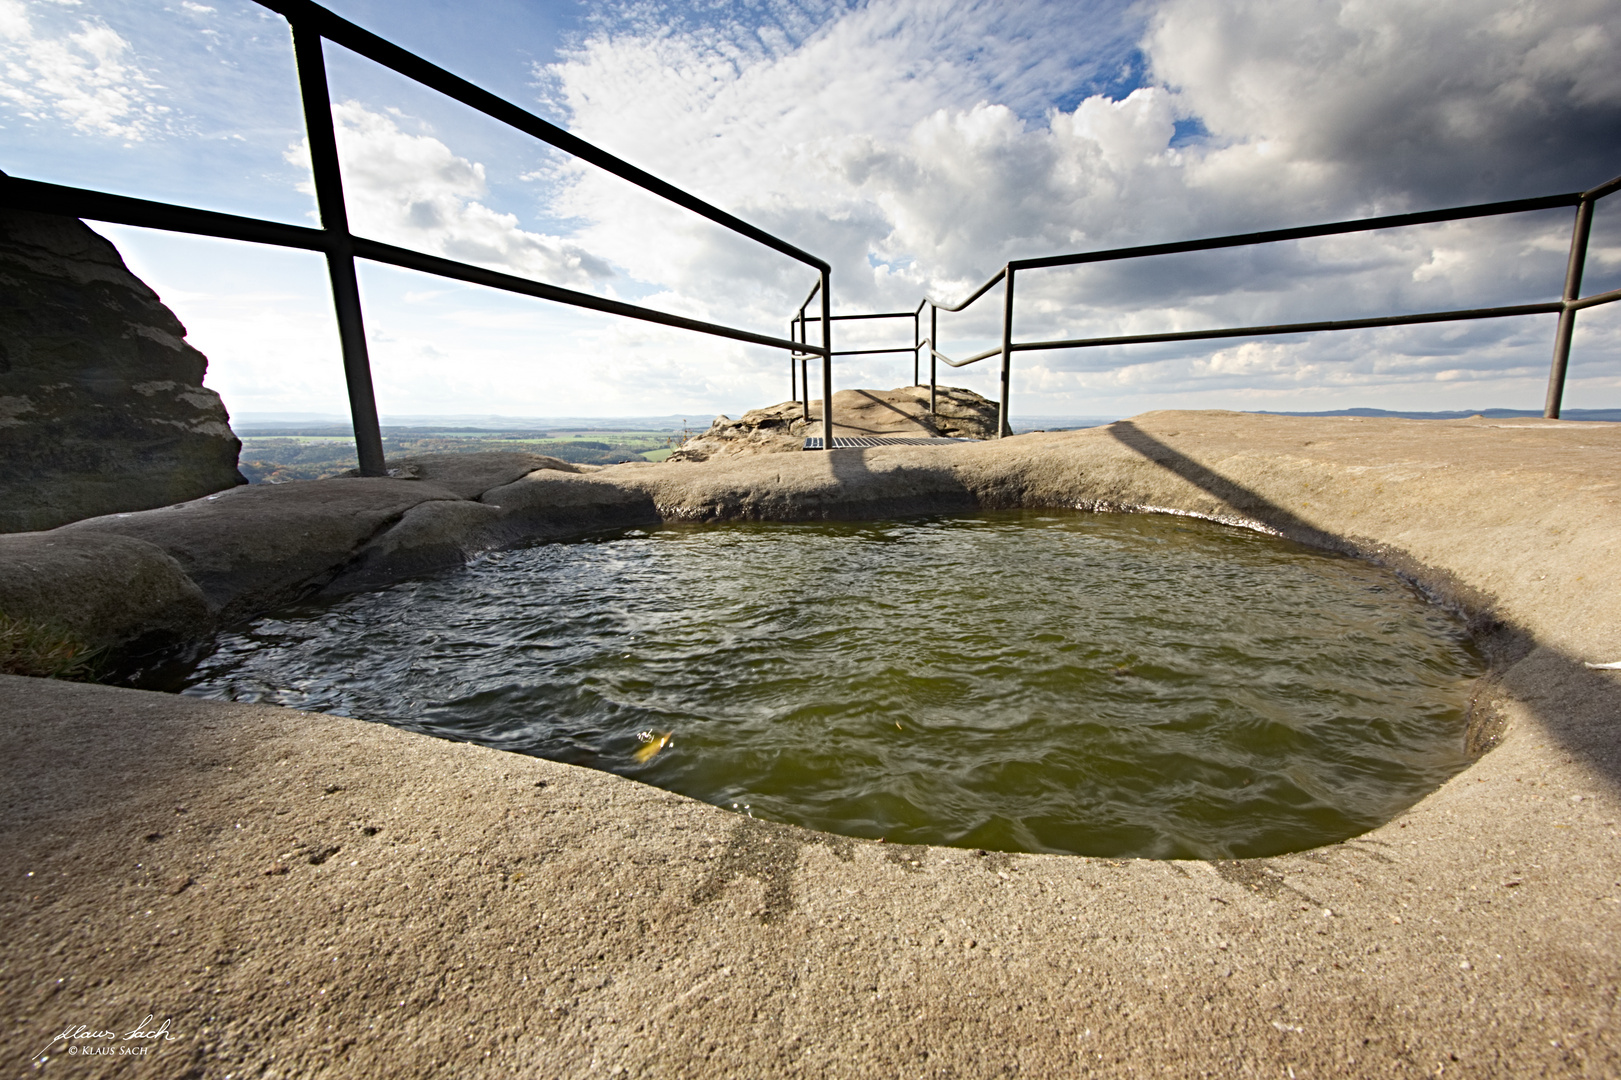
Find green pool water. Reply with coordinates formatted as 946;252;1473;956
179;510;1483;859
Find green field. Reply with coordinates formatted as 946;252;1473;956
236;428;692;483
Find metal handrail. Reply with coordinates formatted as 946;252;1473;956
13;2;1611;456
1010;302;1569;354
0;0;835;470
927;340;999;368
927;267;1008;312
260;0;830;274
1002;193;1581;273
830;175;1621;438
0;176;817;357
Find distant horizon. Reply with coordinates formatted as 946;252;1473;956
232;404;1621;435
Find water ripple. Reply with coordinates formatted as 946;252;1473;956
180;510;1481;859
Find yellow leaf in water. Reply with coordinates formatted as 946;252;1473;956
634;731;672;763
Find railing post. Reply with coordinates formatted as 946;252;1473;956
929;303;937;416
290;21;386;477
997;265;1014;438
788;319;798;404
913;310;920;387
799;312;809;419
820;269;834;451
1545;196;1594;419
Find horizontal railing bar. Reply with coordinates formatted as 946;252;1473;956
828;311;915;322
352;237;825;354
796;277;822;315
905;278;1613;369
255;0;829;275
915;194;1586;325
1009;302;1564;354
831;347;917;357
0;174;828;356
0;175;331;251
899;177;1613;422
1009;193;1582;273
1568;286;1621;312
925;267;1006;314
929;344;1002;368
1584;172;1621;201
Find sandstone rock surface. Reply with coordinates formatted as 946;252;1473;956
5;408;1617;667
61;478;465;621
667;401;812;462
668;384;1000;461
337;450;589;496
0;208;244;533
0;452;606;652
3;410;1621;1076
876;383;1002;439
0;531;210;653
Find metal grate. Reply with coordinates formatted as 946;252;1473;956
802;436;973;450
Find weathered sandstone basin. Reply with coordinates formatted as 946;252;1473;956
3;410;1618;1076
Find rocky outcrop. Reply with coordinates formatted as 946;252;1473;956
818;384;1002;440
667;402;811;462
668;385;1000;461
336;451;594;496
0;453;600;663
908;384;1002;439
0;207;245;533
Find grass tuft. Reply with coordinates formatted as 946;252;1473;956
0;613;102;680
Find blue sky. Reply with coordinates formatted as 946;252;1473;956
2;0;1619;422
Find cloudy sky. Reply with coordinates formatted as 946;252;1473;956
2;0;1619;422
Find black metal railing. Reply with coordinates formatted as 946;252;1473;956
831;174;1621;437
8;0;1617;457
786;301;918;428
0;0;835;471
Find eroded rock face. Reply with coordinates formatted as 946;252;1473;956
912;385;1002;440
335;451;593;496
0;208;244;533
668;401;811;462
667;385;1000;461
0;531;211;655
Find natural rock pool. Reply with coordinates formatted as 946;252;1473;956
178;510;1483;858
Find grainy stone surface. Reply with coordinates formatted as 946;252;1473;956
667;402;809;462
324;499;511;594
669;385;1001;461
0;530;209;651
338;452;587;497
3;411;1620;1077
60;478;464;621
0;209;243;533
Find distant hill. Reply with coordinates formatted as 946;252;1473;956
1016;406;1621;432
1254;407;1621;422
234;413;696;435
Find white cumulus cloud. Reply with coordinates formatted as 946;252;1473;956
528;0;1621;413
23;0;1619;418
286;102;613;288
0;0;168;141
